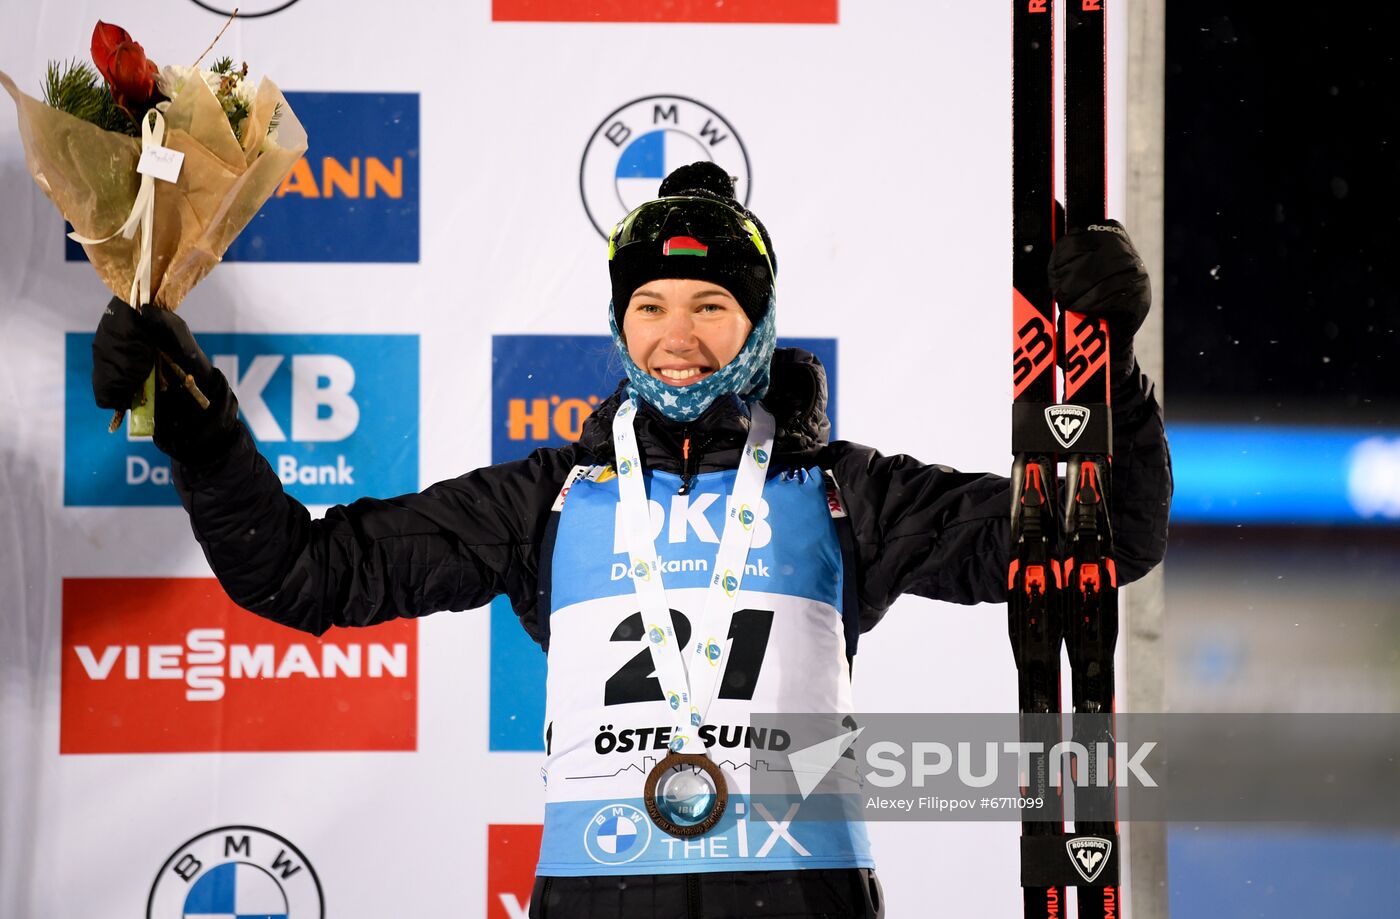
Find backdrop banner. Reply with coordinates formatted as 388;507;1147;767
0;2;1127;916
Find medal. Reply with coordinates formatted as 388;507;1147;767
612;398;775;838
644;752;729;838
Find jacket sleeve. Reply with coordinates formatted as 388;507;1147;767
825;363;1171;627
173;423;577;636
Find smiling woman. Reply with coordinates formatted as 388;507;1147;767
85;158;1169;919
605;162;779;424
622;279;754;386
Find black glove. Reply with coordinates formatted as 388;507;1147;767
92;297;239;467
1047;219;1151;378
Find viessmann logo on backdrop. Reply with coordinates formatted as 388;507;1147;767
487;824;543;919
493;0;837;23
64;332;419;507
61;578;417;754
486;334;838;752
64;91;419;262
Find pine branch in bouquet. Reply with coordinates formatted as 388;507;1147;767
212;59;253;141
42;59;136;135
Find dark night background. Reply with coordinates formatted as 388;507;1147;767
1164;14;1399;916
1166;8;1399;424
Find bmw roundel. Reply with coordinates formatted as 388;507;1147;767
147;826;323;919
584;804;652;865
580;95;752;240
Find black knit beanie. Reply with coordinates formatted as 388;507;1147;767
609;161;777;329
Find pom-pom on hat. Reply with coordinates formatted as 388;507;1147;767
609;161;776;330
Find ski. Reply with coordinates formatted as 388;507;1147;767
1012;0;1121;915
1009;0;1065;917
1062;1;1121;916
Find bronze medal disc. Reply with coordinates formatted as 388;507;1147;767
643;752;728;838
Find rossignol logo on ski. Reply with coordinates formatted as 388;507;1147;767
1044;405;1091;450
1067;836;1112;884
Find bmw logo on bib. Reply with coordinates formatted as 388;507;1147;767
583;803;653;866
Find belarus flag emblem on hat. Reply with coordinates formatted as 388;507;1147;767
662;236;708;257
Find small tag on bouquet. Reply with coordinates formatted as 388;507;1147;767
137;145;184;184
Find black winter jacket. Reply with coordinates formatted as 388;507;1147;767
173;348;1172;642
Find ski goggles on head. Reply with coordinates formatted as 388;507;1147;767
608;196;773;278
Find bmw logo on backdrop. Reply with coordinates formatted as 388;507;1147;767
148;826;324;918
580;95;752;239
188;0;303;16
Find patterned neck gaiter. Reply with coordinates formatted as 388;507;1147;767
608;294;776;423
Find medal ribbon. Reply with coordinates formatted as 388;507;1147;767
611;398;776;756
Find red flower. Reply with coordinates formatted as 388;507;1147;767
91;21;160;118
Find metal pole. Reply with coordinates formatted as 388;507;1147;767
1124;1;1169;917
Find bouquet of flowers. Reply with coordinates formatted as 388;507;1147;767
0;19;307;433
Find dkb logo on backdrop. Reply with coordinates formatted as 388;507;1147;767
487;335;838;751
64;333;419;506
65;92;420;262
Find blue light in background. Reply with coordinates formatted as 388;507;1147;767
1168;423;1400;525
1169;827;1400;915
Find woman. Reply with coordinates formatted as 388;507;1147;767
92;162;1171;918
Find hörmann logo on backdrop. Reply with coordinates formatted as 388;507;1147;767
487;334;838;752
64;92;419;262
62;578;417;754
64;332;418;507
487;824;543;919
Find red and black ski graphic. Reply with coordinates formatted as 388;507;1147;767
1062;2;1121;917
1010;1;1065;917
1011;1;1121;916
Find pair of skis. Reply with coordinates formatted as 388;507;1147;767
1010;1;1121;917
